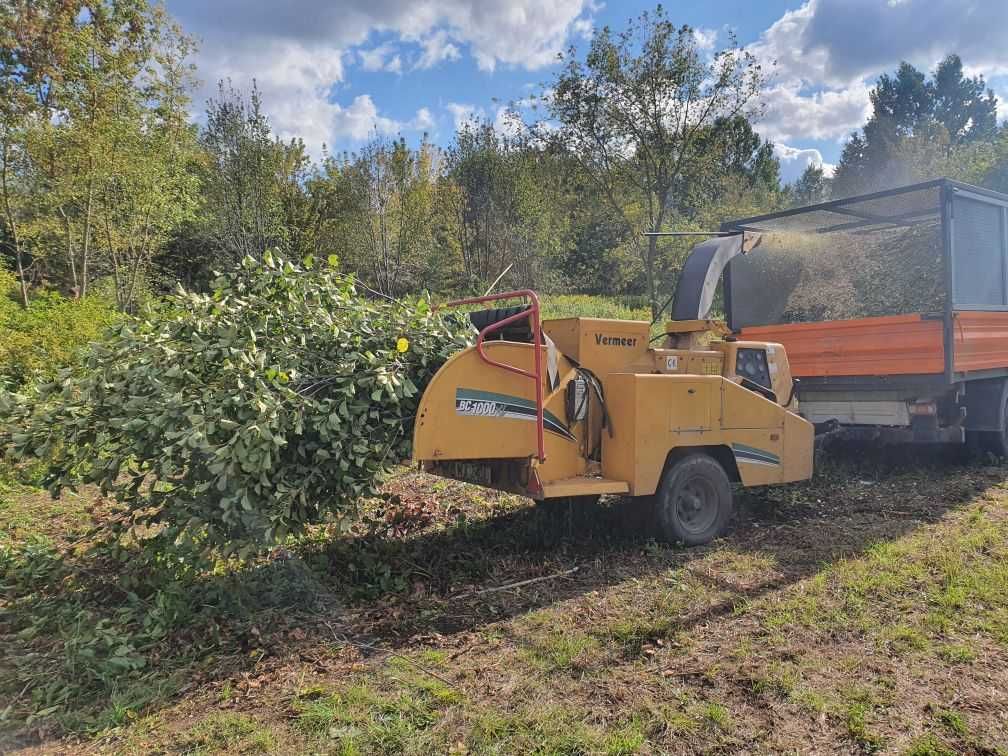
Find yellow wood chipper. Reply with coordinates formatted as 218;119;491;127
413;233;813;545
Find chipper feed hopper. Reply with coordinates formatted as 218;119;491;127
413;234;814;545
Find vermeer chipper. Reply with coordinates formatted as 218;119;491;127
413;234;813;545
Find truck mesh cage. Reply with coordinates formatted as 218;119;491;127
720;179;1008;330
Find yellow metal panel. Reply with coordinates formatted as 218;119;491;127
545;318;651;377
542;318;582;363
668;380;711;431
724;429;784;486
721;379;785;430
600;373;812;495
599;373;638;487
782;410;814;482
412;343;585;483
541;477;630;498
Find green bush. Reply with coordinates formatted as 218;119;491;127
0;255;469;554
0;269;120;388
541;294;651;322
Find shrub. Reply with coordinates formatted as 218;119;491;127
0;269;121;388
0;255;469;554
541;294;651;322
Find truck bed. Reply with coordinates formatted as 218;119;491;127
740;312;1008;379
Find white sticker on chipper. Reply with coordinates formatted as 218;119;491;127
666;355;679;371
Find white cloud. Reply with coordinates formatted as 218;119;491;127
413;107;435;132
802;0;1008;83
168;0;596;154
331;94;401;141
172;0;593;77
749;0;1008;153
493;106;524;139
414;30;461;69
775;143;836;183
197;40;345;150
358;43;403;73
751;0;1008;89
692;27;718;51
326;96;434;143
758;83;871;144
446;102;484;130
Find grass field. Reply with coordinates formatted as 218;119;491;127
2;445;1008;754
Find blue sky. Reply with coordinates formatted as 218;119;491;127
165;0;1008;184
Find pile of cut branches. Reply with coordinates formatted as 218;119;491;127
0;254;469;554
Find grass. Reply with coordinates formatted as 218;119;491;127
182;712;278;754
3;450;1008;753
540;294;651;323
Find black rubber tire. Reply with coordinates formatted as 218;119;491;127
978;391;1008;458
655;454;733;546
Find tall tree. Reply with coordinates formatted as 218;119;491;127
0;0;81;305
444;119;564;292
199;81;289;265
542;6;765;318
834;55;999;196
790;163;828;206
0;0;198;304
338;135;443;297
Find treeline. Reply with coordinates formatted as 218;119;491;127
793;54;1008;205
2;2;1008;320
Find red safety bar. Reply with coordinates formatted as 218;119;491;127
440;290;546;463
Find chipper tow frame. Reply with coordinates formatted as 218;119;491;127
413;234;814;545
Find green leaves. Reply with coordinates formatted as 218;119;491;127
1;255;469;553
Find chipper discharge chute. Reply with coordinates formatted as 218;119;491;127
413;234;814;545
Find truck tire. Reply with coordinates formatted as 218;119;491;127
965;378;1008;457
981;391;1008;457
655;454;733;546
967;385;1008;455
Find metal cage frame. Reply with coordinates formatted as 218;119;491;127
720;178;1008;382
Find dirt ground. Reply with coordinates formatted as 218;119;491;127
2;445;1008;754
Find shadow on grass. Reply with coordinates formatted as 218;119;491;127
309;444;996;637
1;444;1002;745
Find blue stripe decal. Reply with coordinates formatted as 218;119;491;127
455;388;576;442
732;442;780;466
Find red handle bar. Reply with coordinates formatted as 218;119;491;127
441;290;546;463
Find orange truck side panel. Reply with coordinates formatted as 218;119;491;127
740;315;945;377
952;311;1008;373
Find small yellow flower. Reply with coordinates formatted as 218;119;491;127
396;337;410;353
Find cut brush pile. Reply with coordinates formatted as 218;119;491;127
0;254;470;555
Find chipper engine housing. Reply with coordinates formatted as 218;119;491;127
412;280;814;545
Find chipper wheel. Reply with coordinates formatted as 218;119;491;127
655;454;733;546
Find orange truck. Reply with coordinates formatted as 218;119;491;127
698;178;1008;452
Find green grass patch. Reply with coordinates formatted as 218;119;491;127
521;630;602;673
934;708;968;736
181;712;278;754
905;733;957;756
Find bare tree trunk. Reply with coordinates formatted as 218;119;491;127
81;177;95;298
104;213;124;310
59;206;80;296
645;195;670;321
1;138;29;308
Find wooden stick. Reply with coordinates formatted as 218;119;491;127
460;566;580;598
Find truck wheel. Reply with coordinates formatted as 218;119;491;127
655;454;733;546
980;391;1008;458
